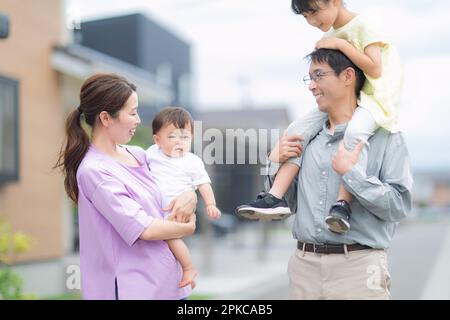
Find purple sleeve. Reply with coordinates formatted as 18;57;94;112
90;178;153;246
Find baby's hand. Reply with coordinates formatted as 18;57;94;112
315;37;345;50
206;204;221;220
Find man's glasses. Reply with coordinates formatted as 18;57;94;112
302;70;335;85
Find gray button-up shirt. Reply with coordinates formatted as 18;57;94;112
265;121;413;249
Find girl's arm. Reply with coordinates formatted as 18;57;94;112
316;37;383;79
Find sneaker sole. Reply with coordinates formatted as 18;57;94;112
236;206;293;221
324;215;350;234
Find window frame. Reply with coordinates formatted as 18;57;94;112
0;74;19;183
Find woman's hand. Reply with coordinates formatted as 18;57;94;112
184;213;197;236
268;132;304;163
163;190;197;222
139;214;196;241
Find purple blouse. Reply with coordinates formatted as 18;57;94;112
76;145;191;300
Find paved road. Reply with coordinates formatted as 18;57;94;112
389;217;450;299
251;216;450;300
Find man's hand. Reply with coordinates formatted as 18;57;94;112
332;141;365;176
315;37;346;50
268;131;304;163
163;190;197;222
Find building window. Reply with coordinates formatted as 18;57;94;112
0;75;19;183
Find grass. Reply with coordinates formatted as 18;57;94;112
41;292;213;300
42;293;82;300
188;294;214;300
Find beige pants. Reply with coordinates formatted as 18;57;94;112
287;248;391;300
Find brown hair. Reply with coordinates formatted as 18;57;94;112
152;106;194;135
54;73;136;203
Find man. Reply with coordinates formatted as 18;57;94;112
265;49;413;299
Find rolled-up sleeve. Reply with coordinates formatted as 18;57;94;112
91;179;154;246
342;133;413;222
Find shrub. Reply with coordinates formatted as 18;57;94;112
0;219;35;299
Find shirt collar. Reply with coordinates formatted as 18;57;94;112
323;120;348;142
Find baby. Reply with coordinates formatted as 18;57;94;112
146;106;221;289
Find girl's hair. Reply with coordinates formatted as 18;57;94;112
55;73;136;203
291;0;331;15
152;106;194;135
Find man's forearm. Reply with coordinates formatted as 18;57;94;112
342;164;412;222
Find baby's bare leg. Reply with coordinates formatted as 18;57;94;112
269;162;300;199
167;239;197;288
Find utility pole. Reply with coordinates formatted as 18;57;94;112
237;76;252;109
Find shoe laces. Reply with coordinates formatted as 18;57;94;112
256;191;267;199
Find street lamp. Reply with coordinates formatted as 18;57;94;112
0;13;10;39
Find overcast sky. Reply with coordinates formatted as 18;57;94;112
69;0;450;170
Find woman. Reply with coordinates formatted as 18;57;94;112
55;73;197;299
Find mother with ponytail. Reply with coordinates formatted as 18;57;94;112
55;73;197;300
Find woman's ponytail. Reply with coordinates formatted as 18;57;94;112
55;107;90;202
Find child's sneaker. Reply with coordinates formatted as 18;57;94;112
325;200;351;234
235;192;293;221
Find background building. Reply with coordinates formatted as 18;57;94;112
75;13;192;121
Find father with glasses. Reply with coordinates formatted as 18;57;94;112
265;48;413;299
303;70;335;85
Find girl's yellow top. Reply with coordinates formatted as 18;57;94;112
325;14;403;132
